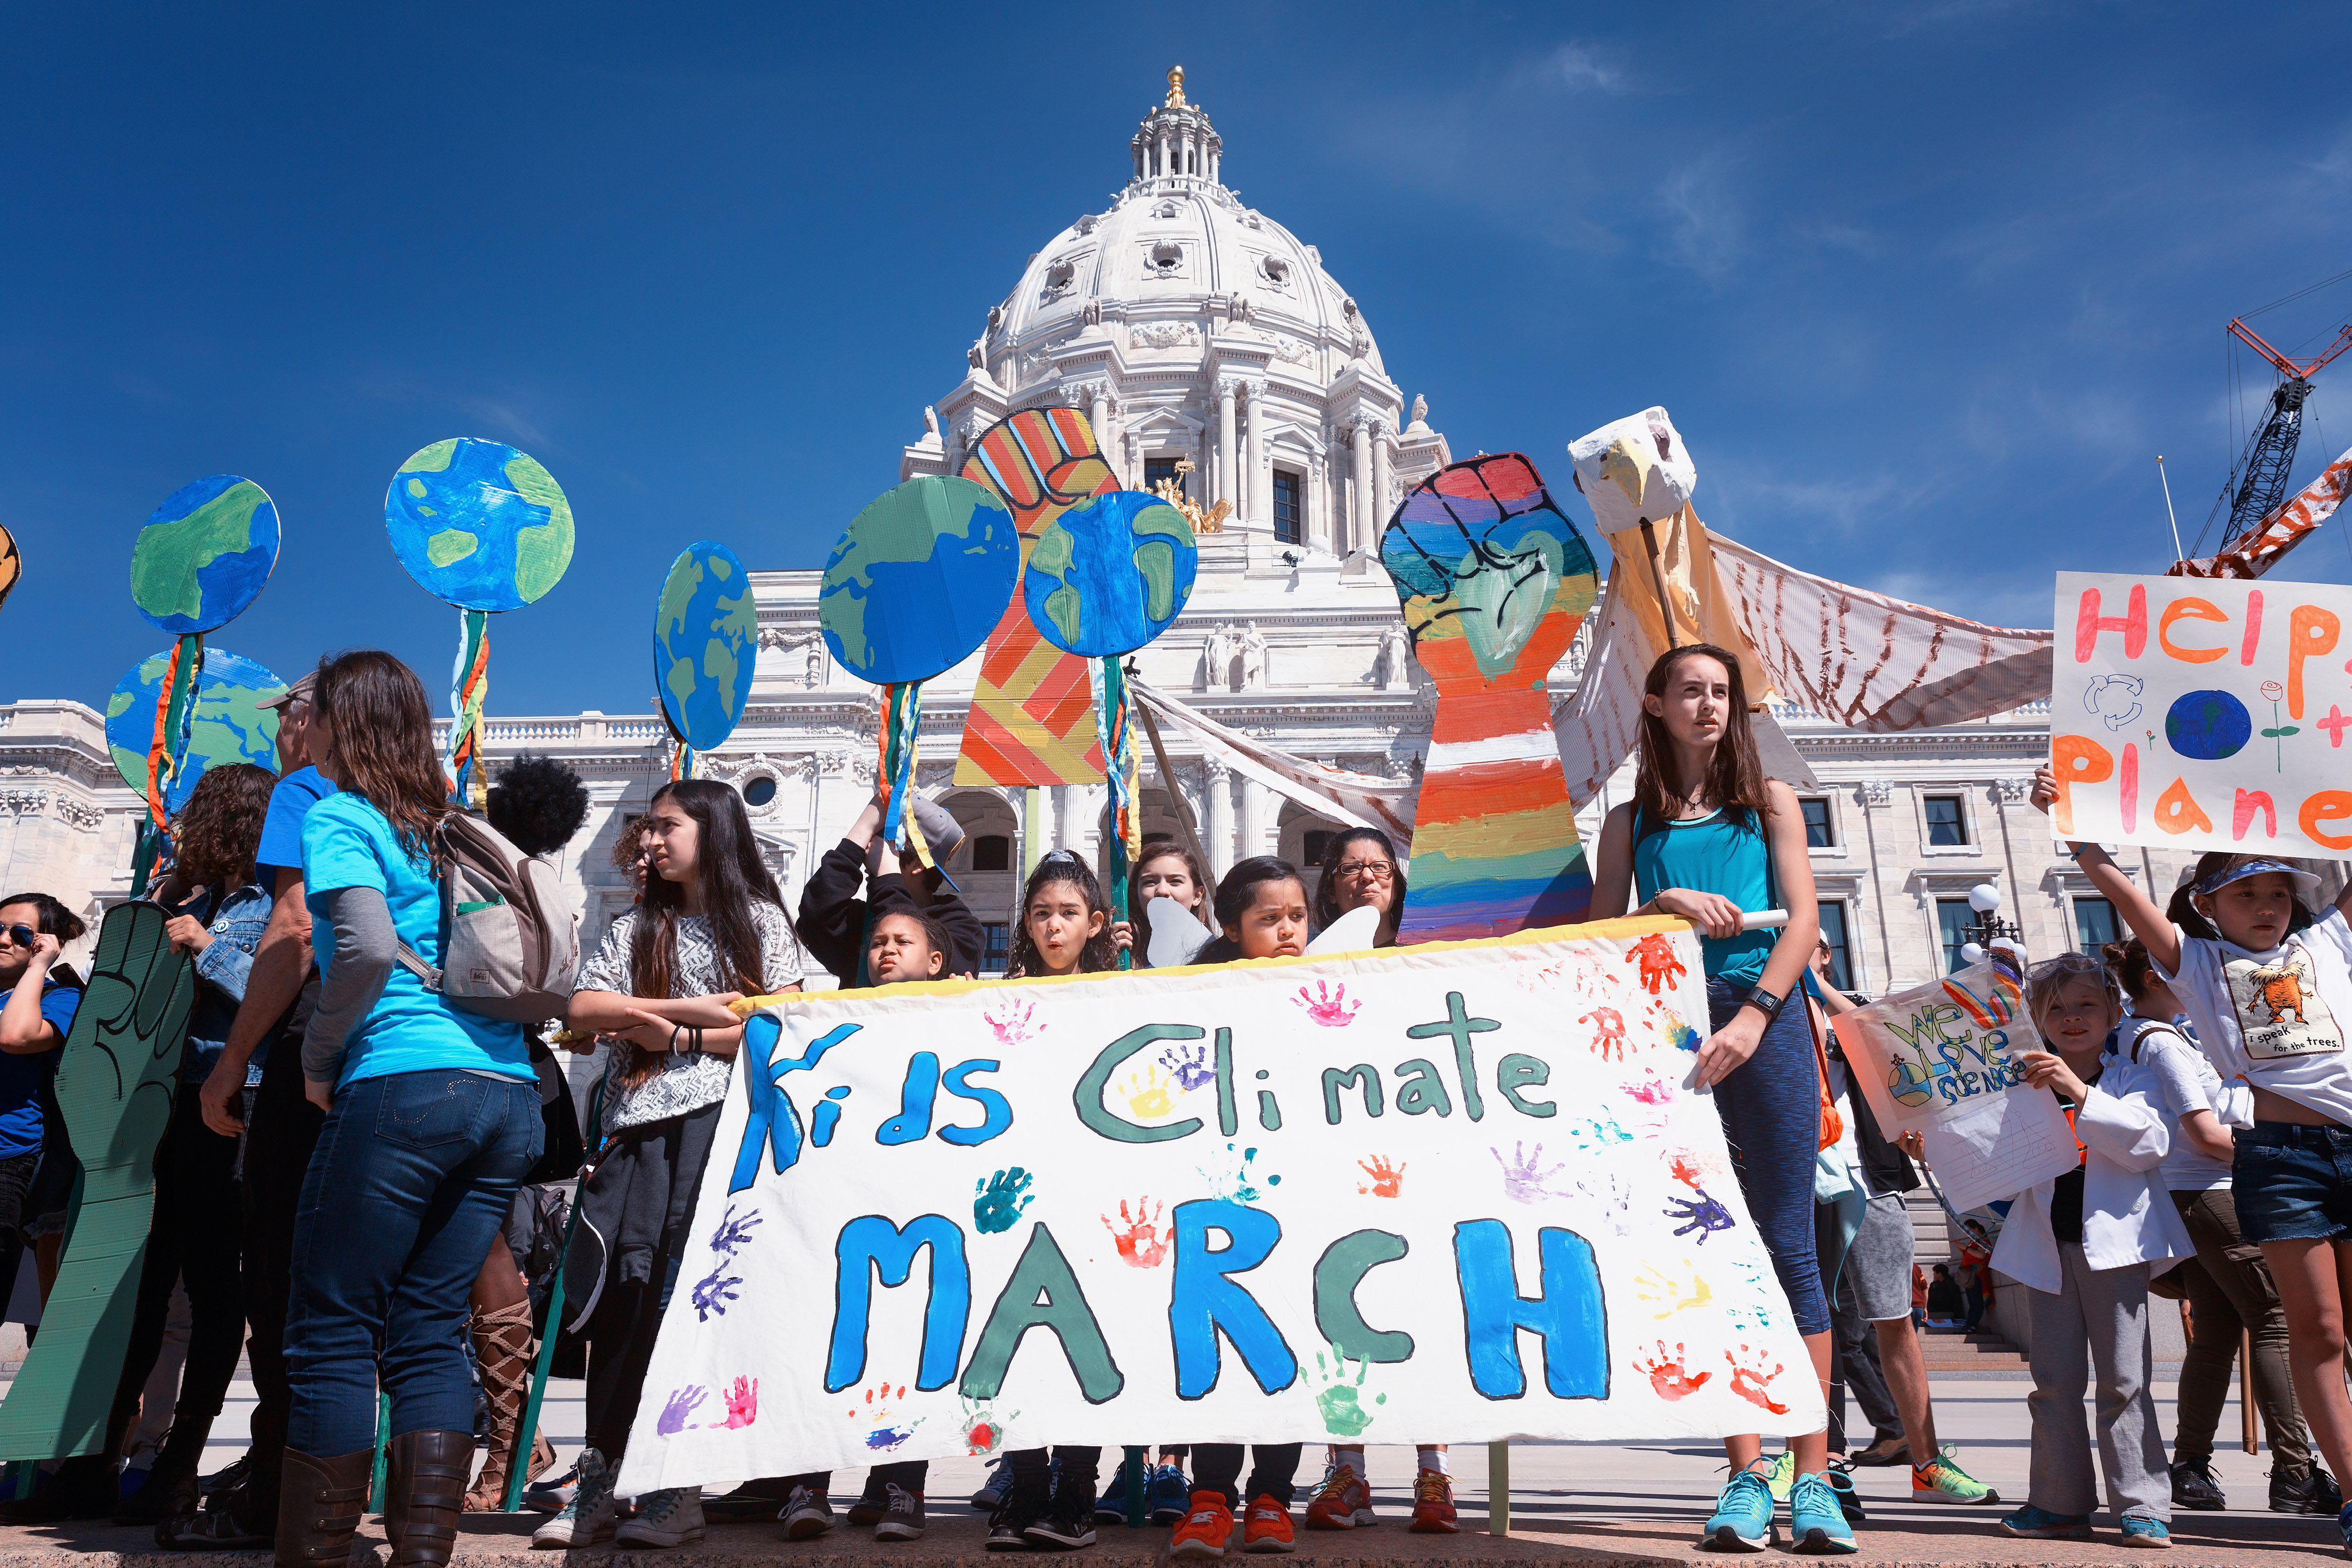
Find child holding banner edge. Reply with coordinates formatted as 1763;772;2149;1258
1588;644;1848;1555
2031;763;2352;1555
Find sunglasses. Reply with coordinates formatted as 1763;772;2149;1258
0;925;36;949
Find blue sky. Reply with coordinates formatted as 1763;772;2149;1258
8;2;2351;721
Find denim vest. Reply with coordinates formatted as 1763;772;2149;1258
177;881;271;1086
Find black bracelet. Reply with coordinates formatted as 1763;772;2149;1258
688;1025;704;1056
1742;985;1786;1022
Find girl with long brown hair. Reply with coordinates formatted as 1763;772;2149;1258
1588;644;1854;1552
537;778;805;1550
277;651;543;1568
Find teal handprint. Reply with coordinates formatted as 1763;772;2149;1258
1310;1352;1384;1437
974;1167;1036;1234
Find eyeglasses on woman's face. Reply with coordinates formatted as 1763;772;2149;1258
1335;860;1394;882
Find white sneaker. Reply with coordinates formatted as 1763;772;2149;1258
532;1449;617;1548
616;1486;706;1547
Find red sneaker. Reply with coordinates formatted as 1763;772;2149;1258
1242;1494;1296;1554
1170;1492;1234;1560
1407;1469;1459;1534
1304;1466;1374;1531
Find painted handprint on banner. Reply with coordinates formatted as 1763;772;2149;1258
960;1395;1019;1454
1356;1155;1406;1198
1666;1188;1736;1243
1580;1007;1627;1060
984;995;1040;1048
1623;1067;1674;1106
707;1203;762;1258
1294;981;1360;1027
1310;1352;1384;1437
1572;1171;1637;1236
1668;1151;1707;1189
974;1167;1036;1233
853;1384;922;1450
722;1376;757;1428
1160;1040;1214;1091
690;1267;742;1322
1628;933;1686;996
1726;1344;1789;1414
1198;1143;1273;1202
1492;1141;1573;1204
1562;1112;1633;1154
657;1384;707;1435
1634;1342;1711;1400
1121;1065;1175;1120
1659;1006;1702;1054
1634;1260;1713;1318
1100;1197;1169;1267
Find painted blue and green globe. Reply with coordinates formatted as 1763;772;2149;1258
1023;490;1197;657
655;540;759;750
819;476;1019;684
384;438;574;611
130;475;281;634
104;649;285;812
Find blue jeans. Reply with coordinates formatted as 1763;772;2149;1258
2234;1120;2352;1245
284;1068;541;1455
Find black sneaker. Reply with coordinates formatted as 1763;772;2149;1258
848;1478;891;1527
781;1485;835;1540
1025;1499;1099;1550
876;1484;926;1541
988;1489;1048;1551
2172;1459;2226;1512
2273;1465;2345;1515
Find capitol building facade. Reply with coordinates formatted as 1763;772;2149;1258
0;70;2193;996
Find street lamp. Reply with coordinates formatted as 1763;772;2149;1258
1958;881;2021;967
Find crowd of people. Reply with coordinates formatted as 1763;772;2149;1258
0;638;2346;1562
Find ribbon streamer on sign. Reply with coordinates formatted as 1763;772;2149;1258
877;682;934;870
1093;657;1139;869
142;635;202;835
668;731;694;783
447;609;491;809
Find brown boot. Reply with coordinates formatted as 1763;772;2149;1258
460;1299;552;1511
384;1431;473;1568
273;1449;372;1568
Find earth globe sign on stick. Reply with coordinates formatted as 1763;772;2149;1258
384;438;574;611
655;540;760;758
0;522;20;613
130;475;281;635
104;648;284;816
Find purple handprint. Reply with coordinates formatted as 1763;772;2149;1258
657;1384;707;1435
708;1203;763;1258
1491;1141;1572;1205
1160;1040;1214;1091
692;1267;743;1321
1666;1188;1736;1244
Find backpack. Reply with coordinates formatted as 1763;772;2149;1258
393;812;581;1024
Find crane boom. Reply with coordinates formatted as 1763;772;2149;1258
2192;316;2352;572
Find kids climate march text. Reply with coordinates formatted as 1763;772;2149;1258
612;921;1821;1494
2052;571;2352;860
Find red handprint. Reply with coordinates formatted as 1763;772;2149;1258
1580;1007;1627;1060
1634;1341;1711;1400
1294;981;1360;1027
1726;1344;1789;1415
723;1375;758;1428
1628;934;1687;996
1356;1155;1406;1198
1669;1150;1705;1188
1101;1197;1168;1267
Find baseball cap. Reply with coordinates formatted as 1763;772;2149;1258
261;672;316;711
2193;857;2323;899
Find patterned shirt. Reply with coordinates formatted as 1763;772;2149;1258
575;901;804;1130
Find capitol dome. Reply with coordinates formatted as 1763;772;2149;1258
905;66;1450;568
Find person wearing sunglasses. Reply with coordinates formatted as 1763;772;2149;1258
0;891;86;1335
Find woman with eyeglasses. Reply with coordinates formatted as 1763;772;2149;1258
1310;828;1405;950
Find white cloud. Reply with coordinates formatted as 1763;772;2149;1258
1549;42;1632;94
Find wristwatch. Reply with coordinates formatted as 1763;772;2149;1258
1742;986;1785;1022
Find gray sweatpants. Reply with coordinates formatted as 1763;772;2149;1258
2025;1244;2169;1521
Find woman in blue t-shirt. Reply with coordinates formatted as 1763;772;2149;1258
0;891;83;1304
278;651;540;1568
1589;644;1844;1554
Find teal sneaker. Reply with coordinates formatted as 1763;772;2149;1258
1701;1469;1776;1551
2118;1515;2171;1549
2335;1499;2352;1558
1789;1472;1858;1554
1765;1451;1794;1501
2001;1504;2094;1539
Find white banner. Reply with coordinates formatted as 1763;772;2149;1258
614;919;1823;1495
2051;571;2352;860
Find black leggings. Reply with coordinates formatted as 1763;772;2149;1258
1191;1445;1301;1507
1007;1446;1100;1499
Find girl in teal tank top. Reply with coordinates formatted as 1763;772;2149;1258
1588;643;1843;1548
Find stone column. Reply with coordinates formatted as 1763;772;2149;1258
1158;129;1170;180
1240;779;1272;861
1088;384;1111;455
1349;417;1374;557
1205;758;1235;877
1308;454;1331;552
1244;380;1267;529
1372;423;1392;539
1216;380;1239;508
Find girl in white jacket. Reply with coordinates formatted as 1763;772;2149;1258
1993;952;2194;1548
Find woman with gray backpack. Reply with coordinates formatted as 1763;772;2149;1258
277;651;549;1568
